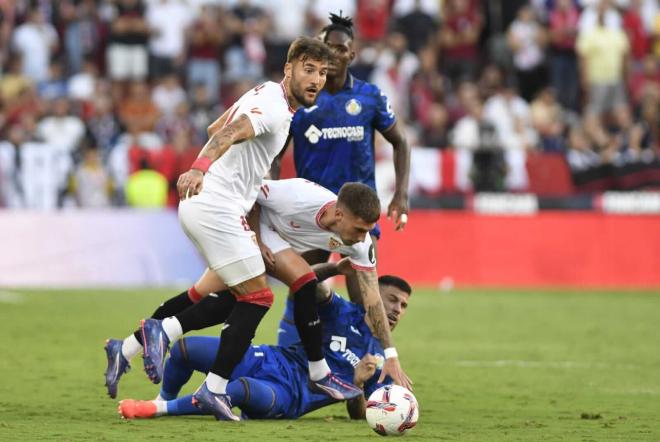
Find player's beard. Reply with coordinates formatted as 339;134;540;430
290;74;318;107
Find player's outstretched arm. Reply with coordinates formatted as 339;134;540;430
178;114;256;199
382;122;410;231
346;353;378;420
356;269;413;390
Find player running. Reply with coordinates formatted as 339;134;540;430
118;273;412;421
105;180;411;400
141;37;337;421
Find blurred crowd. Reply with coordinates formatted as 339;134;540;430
0;0;658;209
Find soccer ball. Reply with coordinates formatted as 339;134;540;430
365;385;419;436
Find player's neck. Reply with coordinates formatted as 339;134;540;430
325;70;348;94
318;202;337;231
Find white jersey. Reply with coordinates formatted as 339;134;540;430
200;81;294;214
257;178;376;270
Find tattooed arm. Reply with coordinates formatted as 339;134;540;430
177;114;255;199
356;269;413;390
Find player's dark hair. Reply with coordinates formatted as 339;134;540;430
378;275;412;296
337;182;380;223
321;11;354;41
286;36;333;64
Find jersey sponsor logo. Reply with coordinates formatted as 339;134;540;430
304;105;318;113
328;237;342;250
304;124;323;144
345;98;362;115
304;125;365;144
329;335;347;352
250;107;262;115
329;335;362;368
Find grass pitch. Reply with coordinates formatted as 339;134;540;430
0;287;659;441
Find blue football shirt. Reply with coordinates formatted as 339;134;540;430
290;74;396;195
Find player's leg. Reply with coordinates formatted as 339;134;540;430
271;248;360;400
104;269;226;398
227;377;293;419
344;232;379;304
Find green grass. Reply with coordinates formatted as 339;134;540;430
0;287;659;441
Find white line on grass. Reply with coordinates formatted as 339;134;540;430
454;360;638;370
0;290;25;304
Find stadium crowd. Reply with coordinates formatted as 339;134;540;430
0;0;658;209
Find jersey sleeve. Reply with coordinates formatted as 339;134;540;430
256;179;295;212
372;87;396;132
237;85;291;137
363;371;393;399
348;233;377;270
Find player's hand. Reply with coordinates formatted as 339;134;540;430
335;257;356;277
387;192;409;231
177;169;204;200
259;243;275;272
354;353;378;386
380;357;413;391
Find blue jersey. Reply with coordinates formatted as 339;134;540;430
290;74;396;195
278;294;391;415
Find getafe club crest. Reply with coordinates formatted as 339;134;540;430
328;237;342;250
345;98;362;116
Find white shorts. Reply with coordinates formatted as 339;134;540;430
107;44;148;80
179;197;265;287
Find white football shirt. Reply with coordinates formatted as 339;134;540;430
257;178;376;270
201;81;294;214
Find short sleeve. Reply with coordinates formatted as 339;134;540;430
373;88;396;132
237;86;291;138
348;233;377;270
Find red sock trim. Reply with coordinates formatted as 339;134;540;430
290;272;317;294
187;286;203;303
236;288;274;308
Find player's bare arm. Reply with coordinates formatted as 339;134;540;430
177;114;256;199
356;268;413;390
206;107;233;138
381;121;410;231
346;353;378;419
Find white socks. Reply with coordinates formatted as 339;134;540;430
121;334;143;361
162;317;183;342
153;400;168;416
205;372;229;394
309;359;331;381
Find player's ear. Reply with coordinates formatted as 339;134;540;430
284;62;292;78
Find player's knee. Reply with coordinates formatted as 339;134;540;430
236;288;274;308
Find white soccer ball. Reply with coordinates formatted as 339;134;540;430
365;385;419;436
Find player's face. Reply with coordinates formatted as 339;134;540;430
324;31;354;77
288;57;328;107
336;208;376;246
379;285;410;330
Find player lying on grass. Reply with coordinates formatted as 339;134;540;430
118;272;412;420
105;179;411;402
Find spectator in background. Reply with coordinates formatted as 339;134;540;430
125;159;168;208
263;0;309;78
628;54;659;107
548;0;580;111
36;97;86;153
507;4;547;102
439;0;483;83
186;4;225;104
118;81;160;133
106;0;149;98
566;123;602;171
531;87;566;153
37;58;68;101
68;55;100;105
189;83;222;146
61;0;103;75
483;79;538;151
578;0;621;33
420;103;450;148
409;45;446;131
622;0;650;68
355;0;391;43
0;53;32;105
152;73;186;117
73;142;111;208
577;8;629;117
394;0;439;54
146;0;194;79
223;0;268;83
371;31;419;121
87;96;121;155
11;6;58;83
